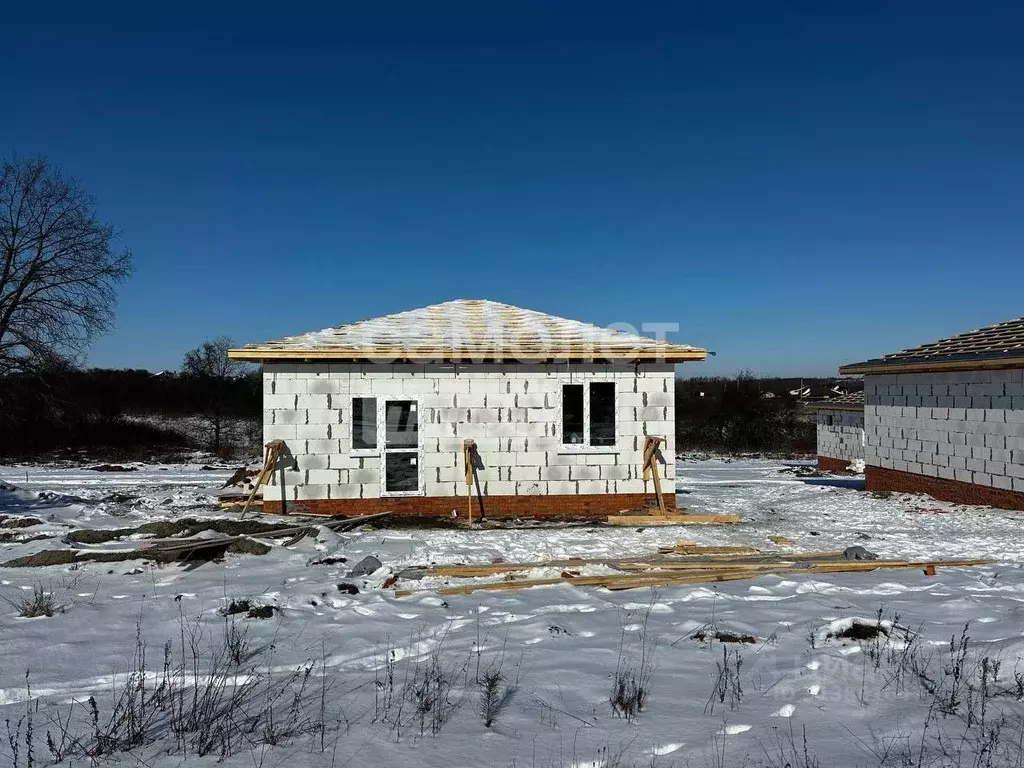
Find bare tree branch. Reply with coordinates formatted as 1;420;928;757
182;336;250;454
0;156;132;374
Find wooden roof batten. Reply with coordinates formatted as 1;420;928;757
228;299;707;364
807;391;864;411
840;317;1024;375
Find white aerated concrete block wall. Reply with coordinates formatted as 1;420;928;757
864;369;1024;491
816;409;865;463
262;362;676;502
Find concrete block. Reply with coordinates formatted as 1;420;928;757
425;482;457;497
954;469;973;483
569;465;601;481
423;451;456;468
515;422;548;437
307;379;341;395
601;465;629;480
264;425;297;441
261;483;284;502
296;484;329;501
517;393;546;409
938;466;955;480
485;423;518;438
515;481;546;495
274;378;307;395
274;409;304;426
484;481;517;495
468;408;499;424
306;439;341;454
306;409;341;425
360;482;380;499
514;452;547;466
349;469;378;484
992;475;1013;490
510;466;540;481
580;453;618;465
973;472;993;486
639;406;667;421
329;454;360;470
264;394;296;410
296;424;331;440
403;378;438;395
542;479;573;495
540;465;570;481
296;394;331;410
329;483;361;499
308;469;340;485
299;455;330;471
575;479;607;494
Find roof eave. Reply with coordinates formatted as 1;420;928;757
228;348;707;364
840;355;1024;376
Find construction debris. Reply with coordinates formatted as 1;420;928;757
394;544;995;596
608;513;740;526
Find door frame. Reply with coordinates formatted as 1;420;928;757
378;397;424;497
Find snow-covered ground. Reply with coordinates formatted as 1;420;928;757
1;459;1023;767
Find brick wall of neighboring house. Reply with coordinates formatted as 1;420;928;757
816;408;865;469
863;369;1024;504
260;362;676;512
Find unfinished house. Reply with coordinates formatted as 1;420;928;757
228;299;706;517
812;391;865;471
840;317;1024;510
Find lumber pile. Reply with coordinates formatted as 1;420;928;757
394;544;994;597
607;513;740;526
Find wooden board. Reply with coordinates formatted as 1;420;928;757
399;556;996;597
657;545;758;555
608;514;740;526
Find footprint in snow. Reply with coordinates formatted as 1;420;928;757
772;704;796;717
805;661;821;670
978;617;998;623
396;613;419;620
807;685;821;696
718;724;752;735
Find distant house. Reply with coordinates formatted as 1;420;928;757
840;318;1024;510
810;391;864;471
228;299;706;518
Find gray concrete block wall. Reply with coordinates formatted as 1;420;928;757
262;362;676;501
816;409;865;463
864;369;1024;491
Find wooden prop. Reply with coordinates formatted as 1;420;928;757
240;439;287;520
463;439;477;524
641;435;667;514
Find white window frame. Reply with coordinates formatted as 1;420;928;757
350;396;379;458
556;380;620;454
378;397;424;498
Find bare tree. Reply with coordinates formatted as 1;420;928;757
182;336;249;455
0;157;132;374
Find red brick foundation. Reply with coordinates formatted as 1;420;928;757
817;456;853;472
263;492;675;519
865;465;1024;511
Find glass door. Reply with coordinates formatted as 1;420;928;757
381;399;421;495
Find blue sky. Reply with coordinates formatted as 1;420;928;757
3;2;1023;376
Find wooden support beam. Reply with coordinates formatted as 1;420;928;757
641;436;667;514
